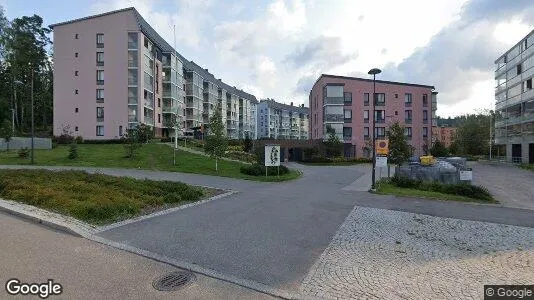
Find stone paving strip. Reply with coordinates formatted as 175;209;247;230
300;206;534;300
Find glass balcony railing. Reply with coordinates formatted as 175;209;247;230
324;97;344;105
325;114;344;122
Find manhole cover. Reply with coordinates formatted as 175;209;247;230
153;271;195;291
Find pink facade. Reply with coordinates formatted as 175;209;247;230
53;9;140;139
309;74;436;158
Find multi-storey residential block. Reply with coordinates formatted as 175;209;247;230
309;74;436;158
494;30;534;163
51;7;257;140
431;117;458;148
257;99;309;140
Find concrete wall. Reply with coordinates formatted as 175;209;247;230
0;137;52;150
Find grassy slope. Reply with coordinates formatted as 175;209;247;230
376;182;497;203
0;143;300;182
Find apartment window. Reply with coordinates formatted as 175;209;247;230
144;37;149;48
517;64;522;75
119;126;123;137
128;32;138;49
395;111;398;116
364;110;369;123
375;93;385;106
423;127;428;138
343;127;352;139
96;126;104;136
375;127;385;138
96;107;104;122
75;52;78;58
96;89;104;102
404;127;412;138
155;65;159;93
527;78;533;90
74;71;78;76
405;110;413;124
423;110;428;123
96;33;104;48
344;109;352;122
344;92;352;104
75;89;78;94
364;93;369;106
158;114;161;123
75;126;78;132
364;127;370;138
96;70;104;85
395;93;398;98
75;108;78;113
375;110;385;123
423;94;428;107
158;98;161;108
75;34;78;39
96;52;104;66
405;93;412;107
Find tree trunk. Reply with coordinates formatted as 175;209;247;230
215;159;218;171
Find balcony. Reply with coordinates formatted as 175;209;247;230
144;100;154;109
495;66;506;78
128;115;137;122
495;83;507;94
324;97;344;105
324;114;344;122
507;74;522;88
507;54;522;70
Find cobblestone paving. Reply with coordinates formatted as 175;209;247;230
300;206;534;300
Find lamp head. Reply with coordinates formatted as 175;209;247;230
368;68;382;75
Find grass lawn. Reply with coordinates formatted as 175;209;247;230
0;143;300;182
0;169;216;225
375;182;498;204
520;164;534;171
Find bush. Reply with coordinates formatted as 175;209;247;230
225;150;256;163
390;176;493;200
227;145;244;152
243;136;253;153
53;134;74;145
332;156;346;163
74;136;84;144
390;175;422;188
68;144;78;159
82;139;125;144
240;164;289;176
18;147;29;158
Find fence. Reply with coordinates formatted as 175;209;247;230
0;137;52;150
395;157;470;185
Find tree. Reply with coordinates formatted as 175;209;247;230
454;112;491;155
204;104;228;171
430;140;449;157
136;123;153;143
324;125;343;157
122;128;141;158
0;120;13;151
387;122;413;166
243;135;253;153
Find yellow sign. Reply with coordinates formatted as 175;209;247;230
376;139;389;155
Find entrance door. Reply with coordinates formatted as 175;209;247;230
512;144;522;163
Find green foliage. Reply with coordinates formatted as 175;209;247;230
240;164;289;176
205;105;228;171
388;175;493;201
254;144;266;166
430;140;449;157
17;147;28;158
387;122;413;165
121;128;142;158
227;145;244;152
0;169;205;224
0;120;13;151
243;136;253;153
67;143;78;159
225;150;256;163
136;123;153;143
324;125;343;157
454;113;491;155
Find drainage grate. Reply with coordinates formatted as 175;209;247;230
153;271;195;291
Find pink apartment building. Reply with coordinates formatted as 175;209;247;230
309;74;437;158
50;7;257;140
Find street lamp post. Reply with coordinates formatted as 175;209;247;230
368;68;382;190
30;66;35;165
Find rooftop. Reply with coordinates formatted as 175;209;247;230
259;99;309;114
318;74;436;90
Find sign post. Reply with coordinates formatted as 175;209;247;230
264;145;280;178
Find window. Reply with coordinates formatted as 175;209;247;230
96;126;104;136
423;94;428;107
96;52;104;66
364;110;369;123
75;126;78;132
97;70;104;85
375;110;385;123
364;93;369;106
395;111;398;116
343;127;352;139
423;127;428;138
375;127;385;138
344;92;352;104
158;114;161;123
405;110;412;123
517;64;522;75
364;127;370;138
404;127;412;138
144;37;149;48
119;126;123;136
395;93;398;98
375;93;385;106
128;32;138;49
158;98;161;107
96;89;104;102
344;109;352;122
75;34;78;39
96;107;104;122
96;33;104;48
527;78;533;90
75;89;78;94
75;52;78;58
74;71;78;76
423;110;428;123
75;108;78;113
405;93;412;106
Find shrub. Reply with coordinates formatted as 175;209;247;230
227;145;244;152
225;150;256;163
18;147;29;158
390;176;493;200
243;136;253;153
240;164;289;176
390;175;422;188
74;136;84;144
68;144;78;159
54;134;74;145
81;139;125;144
332;156;346;163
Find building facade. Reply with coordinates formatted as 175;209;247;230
51;7;257;140
432;117;458;148
257;99;309;140
494;29;534;164
309;74;436;158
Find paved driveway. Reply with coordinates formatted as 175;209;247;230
471;162;534;210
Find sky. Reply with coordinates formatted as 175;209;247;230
2;0;534;117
